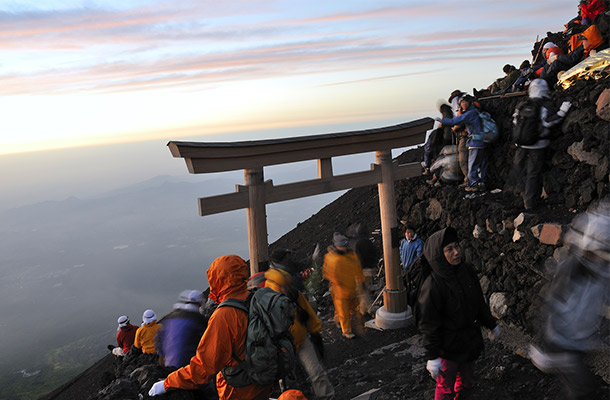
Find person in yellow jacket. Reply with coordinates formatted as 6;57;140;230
323;233;365;339
133;309;161;354
148;255;272;400
265;260;335;400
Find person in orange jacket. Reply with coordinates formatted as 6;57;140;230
278;389;308;400
265;264;335;399
133;309;161;354
148;255;272;400
323;232;365;339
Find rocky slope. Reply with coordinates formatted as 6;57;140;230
40;30;609;400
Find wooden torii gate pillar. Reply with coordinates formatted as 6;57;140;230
168;117;434;328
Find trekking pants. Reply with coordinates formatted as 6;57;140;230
334;295;360;335
297;337;335;400
435;358;474;400
467;147;487;187
458;137;469;181
512;147;545;209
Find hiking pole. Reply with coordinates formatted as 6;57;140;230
533;37;546;66
368;286;385;314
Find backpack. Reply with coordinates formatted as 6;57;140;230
512;98;542;146
218;287;296;387
404;255;434;326
478;110;499;143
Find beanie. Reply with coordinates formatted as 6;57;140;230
441;227;459;249
333;232;349;248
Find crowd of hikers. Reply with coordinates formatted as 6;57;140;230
106;4;609;400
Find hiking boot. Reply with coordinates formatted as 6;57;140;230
465;185;478;192
343;332;356;339
423;168;430;175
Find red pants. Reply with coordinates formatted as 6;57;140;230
435;358;474;400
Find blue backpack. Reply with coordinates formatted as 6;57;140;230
479;110;499;143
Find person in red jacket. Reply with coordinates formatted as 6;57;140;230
114;315;138;356
148;255;272;400
580;0;608;25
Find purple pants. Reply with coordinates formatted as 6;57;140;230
434;358;475;400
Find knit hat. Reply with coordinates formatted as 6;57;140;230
441;227;459;249
142;309;157;324
333;232;349;248
117;315;129;328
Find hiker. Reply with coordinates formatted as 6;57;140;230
473;64;520;97
155;290;208;368
112;315;138;356
542;25;603;86
425;104;456;184
399;225;424;274
436;95;488;192
533;42;564;79
133;309;162;354
509;79;572;211
265;266;335;399
529;201;610;399
418;227;499;400
323;232;365;339
278;389;309;400
429;144;462;186
510;60;535;92
579;0;608;25
346;222;378;270
148;255;273;399
448;90;469;186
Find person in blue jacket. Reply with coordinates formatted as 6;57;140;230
399;224;424;274
436;95;487;192
155;290;208;368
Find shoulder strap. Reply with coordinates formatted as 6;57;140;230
217;298;248;314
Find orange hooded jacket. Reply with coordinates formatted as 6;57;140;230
164;255;271;400
322;248;365;299
264;268;322;349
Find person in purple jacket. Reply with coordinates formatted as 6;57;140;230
436;96;487;192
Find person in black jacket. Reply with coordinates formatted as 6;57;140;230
418;227;499;400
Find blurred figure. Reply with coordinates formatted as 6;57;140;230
112;315;138;356
346;222;378;270
134;309;162;354
155;290;208;368
265;265;335;399
529;201;610;400
323;232;365;339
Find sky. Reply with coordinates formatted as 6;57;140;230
1;0;576;156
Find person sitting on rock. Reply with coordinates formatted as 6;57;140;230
418;227;499;400
133;309;162;354
508;79;572;211
111;315;138;356
399;224;424;274
265;265;335;400
436;95;487;192
541;25;603;86
473;64;520;97
323;232;365;339
155;290;208;368
149;255;273;399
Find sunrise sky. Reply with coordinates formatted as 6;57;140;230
1;0;575;155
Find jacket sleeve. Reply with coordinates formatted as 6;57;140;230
441;112;468;126
133;328;142;350
557;46;584;67
164;307;245;391
417;276;444;360
298;292;322;334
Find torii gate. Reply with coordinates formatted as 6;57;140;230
168;117;433;328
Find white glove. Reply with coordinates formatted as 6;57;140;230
559;101;572;115
148;380;167;396
426;358;442;379
547;54;557;65
111;347;124;357
489;325;501;341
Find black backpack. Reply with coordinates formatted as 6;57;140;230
405;255;433;326
512;98;542;146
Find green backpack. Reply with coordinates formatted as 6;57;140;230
218;287;296;387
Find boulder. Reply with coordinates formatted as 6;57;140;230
490;292;508;319
538;223;565;246
567;141;602;166
426;198;443;220
596;88;610;121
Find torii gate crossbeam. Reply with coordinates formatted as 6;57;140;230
168;117;434;329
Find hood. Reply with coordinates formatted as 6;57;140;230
207;254;249;303
423;227;460;280
582;24;603;50
528;79;550;99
